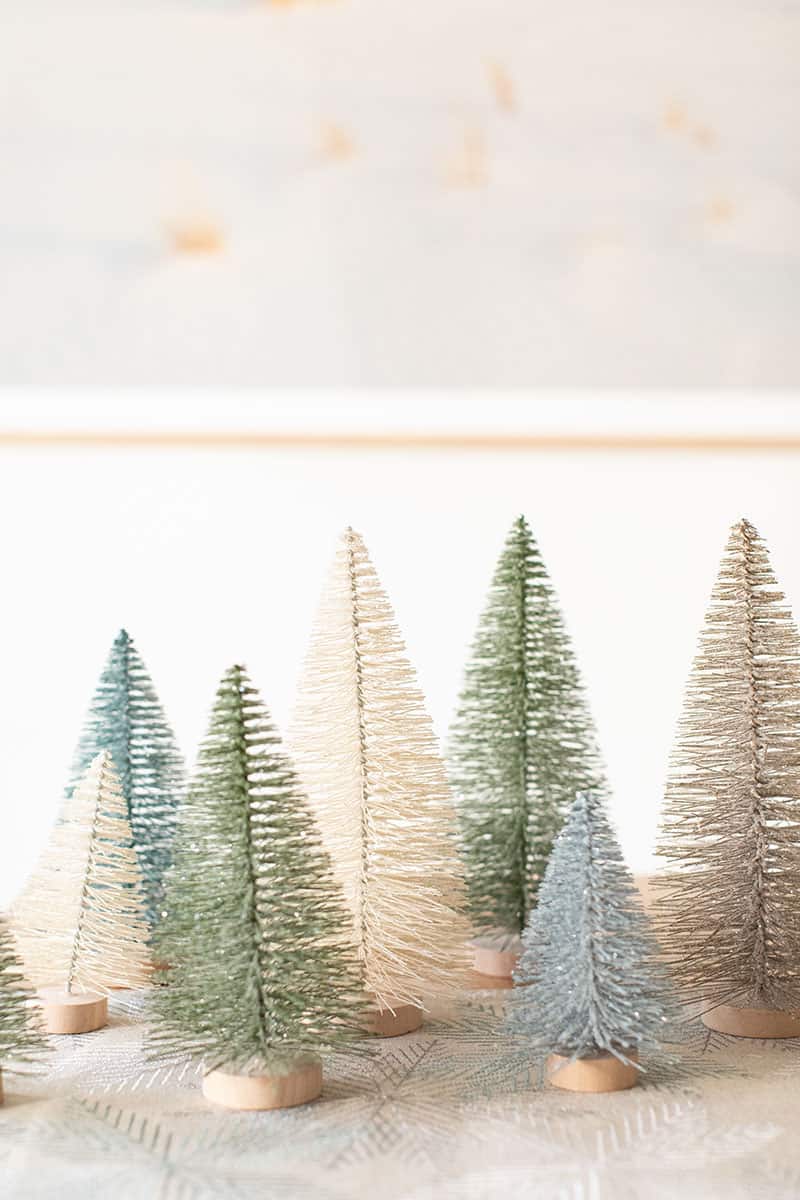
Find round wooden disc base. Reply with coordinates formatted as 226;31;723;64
701;1005;800;1038
547;1051;639;1093
468;969;516;991
366;1002;424;1038
202;1060;322;1111
38;988;108;1035
470;942;521;985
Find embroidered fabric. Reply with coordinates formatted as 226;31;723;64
1;991;797;1199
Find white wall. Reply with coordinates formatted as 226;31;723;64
3;406;800;902
1;0;798;386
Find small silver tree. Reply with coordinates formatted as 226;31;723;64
508;791;673;1069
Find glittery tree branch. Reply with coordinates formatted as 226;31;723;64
0;916;48;1069
68;629;185;927
655;518;800;1011
149;666;365;1074
447;516;605;938
289;528;471;1011
508;791;675;1064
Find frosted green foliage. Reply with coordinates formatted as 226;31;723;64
447;516;604;937
68;629;185;927
507;792;675;1065
149;666;365;1074
0;917;48;1069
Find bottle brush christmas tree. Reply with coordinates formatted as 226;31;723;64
12;751;152;1034
149;665;365;1111
656;518;800;1038
447;515;605;979
507;791;675;1093
67;629;185;928
0;916;48;1104
289;527;471;1036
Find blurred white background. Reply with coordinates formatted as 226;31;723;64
2;395;800;903
1;0;797;385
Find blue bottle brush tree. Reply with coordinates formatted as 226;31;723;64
67;629;185;927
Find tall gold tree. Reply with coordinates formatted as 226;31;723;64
656;518;800;1034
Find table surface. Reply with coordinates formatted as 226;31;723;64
2;990;799;1200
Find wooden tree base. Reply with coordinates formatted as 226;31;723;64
468;969;515;991
202;1059;322;1111
38;988;108;1035
470;939;521;984
366;1001;424;1037
472;945;520;980
701;1005;800;1038
547;1051;639;1093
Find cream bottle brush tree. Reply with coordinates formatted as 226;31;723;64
289;527;471;1036
12;751;151;1034
149;666;364;1112
447;516;605;979
656;518;800;1038
0;916;49;1104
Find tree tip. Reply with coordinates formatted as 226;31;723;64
341;526;369;555
729;516;763;546
572;789;603;818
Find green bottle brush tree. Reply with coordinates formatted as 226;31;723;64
448;516;604;977
149;665;365;1110
0;917;48;1104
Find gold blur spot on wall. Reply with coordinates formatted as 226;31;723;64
663;101;688;132
444;127;488;188
486;60;517;113
164;163;225;255
707;196;735;224
664;101;717;152
167;219;225;254
319;122;356;162
692;123;716;149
